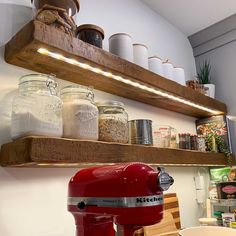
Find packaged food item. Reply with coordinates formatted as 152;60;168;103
230;221;236;229
11;74;63;139
213;211;224;226
61;85;98;140
216;181;236;199
209;181;218;199
77;24;104;48
222;213;235;227
97;101;128;143
210;167;231;182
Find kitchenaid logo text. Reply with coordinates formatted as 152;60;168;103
136;196;163;204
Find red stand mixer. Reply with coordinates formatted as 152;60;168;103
68;163;174;236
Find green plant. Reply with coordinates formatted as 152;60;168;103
197;60;212;84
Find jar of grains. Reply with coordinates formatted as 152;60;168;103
97;101;129;143
11;74;63;139
61;85;98;140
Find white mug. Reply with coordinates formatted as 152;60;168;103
148;56;163;76
109;33;133;62
173;67;186;86
162;60;174;81
133;43;149;69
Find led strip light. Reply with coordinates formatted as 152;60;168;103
37;48;220;115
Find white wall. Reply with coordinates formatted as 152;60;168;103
0;1;203;235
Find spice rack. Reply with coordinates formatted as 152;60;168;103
0;137;234;167
5;20;227;118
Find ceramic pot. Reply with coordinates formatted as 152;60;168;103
173;67;186;86
162;60;174;81
148;56;163;76
204;84;215;98
133;43;148;69
109;33;133;62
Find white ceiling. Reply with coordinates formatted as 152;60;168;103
142;0;236;36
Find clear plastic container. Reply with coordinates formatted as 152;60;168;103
97;101;128;143
11;74;63;139
153;125;171;148
61;85;98;140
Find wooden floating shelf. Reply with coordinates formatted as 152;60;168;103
0;137;233;167
5;20;227;118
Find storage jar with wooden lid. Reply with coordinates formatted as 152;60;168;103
77;24;104;48
97;101;129;143
32;0;80;16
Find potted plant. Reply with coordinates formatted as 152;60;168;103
197;60;215;98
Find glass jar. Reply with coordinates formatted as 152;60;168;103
97;101;128;143
61;85;98;140
197;135;206;152
11;74;63;139
31;0;80;16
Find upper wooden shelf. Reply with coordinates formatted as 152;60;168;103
5;20;227;118
0;137;233;167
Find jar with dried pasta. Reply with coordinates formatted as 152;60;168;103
97;101;129;143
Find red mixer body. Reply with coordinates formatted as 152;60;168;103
68;163;173;236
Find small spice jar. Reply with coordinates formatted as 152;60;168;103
77;24;105;48
61;85;98;140
11;74;63;139
197;135;206;152
97;101;128;143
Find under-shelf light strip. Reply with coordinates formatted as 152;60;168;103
37;48;220;115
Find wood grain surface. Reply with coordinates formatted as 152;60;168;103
5;20;227;118
0;137;233;167
135;193;180;236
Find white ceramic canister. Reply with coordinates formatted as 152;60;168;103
162;60;174;81
173;67;186;86
109;33;133;62
204;84;215;98
133;43;149;69
148;56;163;76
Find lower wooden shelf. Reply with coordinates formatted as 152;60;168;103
0;137;233;167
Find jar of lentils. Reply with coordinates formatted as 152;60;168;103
97;101;129;143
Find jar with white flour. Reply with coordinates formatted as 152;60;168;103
61;85;98;140
11;74;63;139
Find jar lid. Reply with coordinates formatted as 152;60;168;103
97;100;124;108
133;43;148;49
148;56;162;60
77;24;104;39
60;85;93;96
19;73;56;85
108;33;132;40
